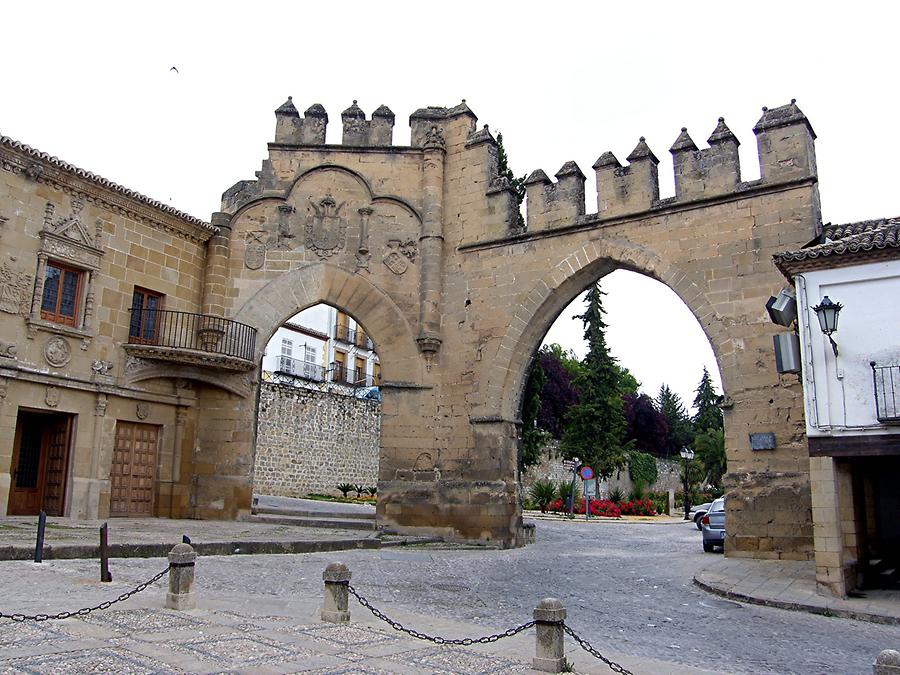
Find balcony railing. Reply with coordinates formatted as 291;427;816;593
276;355;325;382
871;362;900;423
127;309;257;368
333;324;375;350
329;363;374;388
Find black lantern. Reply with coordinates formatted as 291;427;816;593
813;296;843;356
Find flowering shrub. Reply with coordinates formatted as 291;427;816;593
548;498;621;518
617;498;657;516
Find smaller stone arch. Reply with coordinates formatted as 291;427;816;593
486;236;730;422
233;262;423;385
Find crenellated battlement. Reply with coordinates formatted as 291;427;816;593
274;97;329;145
584;100;817;220
524;161;586;232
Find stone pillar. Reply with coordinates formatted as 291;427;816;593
874;650;900;675
532;597;566;673
30;253;48;319
81;270;95;330
416;126;446;361
321;562;351;623
201;212;233;318
166;543;196;610
810;456;847;597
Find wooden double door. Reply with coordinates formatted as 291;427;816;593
8;412;73;516
110;421;159;517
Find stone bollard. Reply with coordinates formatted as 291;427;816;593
874;650;900;675
321;562;351;623
165;543;196;610
533;597;567;673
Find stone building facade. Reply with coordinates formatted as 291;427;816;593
253;382;380;498
2;97;825;562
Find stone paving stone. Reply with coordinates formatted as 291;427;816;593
384;645;531;674
76;608;212;635
0;646;181;674
168;633;309;670
0;621;80;649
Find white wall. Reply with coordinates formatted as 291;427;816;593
797;260;900;436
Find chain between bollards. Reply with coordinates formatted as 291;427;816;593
348;584;536;645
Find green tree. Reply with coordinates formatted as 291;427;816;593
692;366;723;433
560;283;630;478
694;428;727;487
496;131;526;228
544;343;585;381
520;357;550;470
656;384;693;458
616;365;640;397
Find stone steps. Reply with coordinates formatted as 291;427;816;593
250;512;376;531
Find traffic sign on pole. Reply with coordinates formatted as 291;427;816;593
579;466;594;481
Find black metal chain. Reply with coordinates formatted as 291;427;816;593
347;584;536;646
0;568;169;622
563;624;635;675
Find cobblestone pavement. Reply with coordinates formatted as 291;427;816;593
1;520;898;673
0;516;367;549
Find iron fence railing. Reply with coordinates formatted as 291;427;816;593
128;309;257;362
277;356;325;382
871;362;900;423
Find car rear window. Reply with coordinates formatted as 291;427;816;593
710;500;725;512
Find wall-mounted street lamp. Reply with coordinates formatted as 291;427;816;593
813;296;843;356
680;447;695;521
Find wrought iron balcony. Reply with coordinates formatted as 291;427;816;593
276;355;325;382
871;362;900;423
329;363;373;388
125;309;257;371
333;324;375;350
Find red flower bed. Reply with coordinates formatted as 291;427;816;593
617;498;657;516
548;498;622;518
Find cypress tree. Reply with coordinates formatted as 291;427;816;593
560;283;629;478
692;366;723;433
656;384;693;458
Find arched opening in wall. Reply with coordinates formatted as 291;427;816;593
520;268;726;524
251;302;381;516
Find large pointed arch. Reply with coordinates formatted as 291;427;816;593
232;262;423;385
482;236;732;422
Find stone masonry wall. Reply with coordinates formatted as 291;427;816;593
523;441;682;497
253;383;380;498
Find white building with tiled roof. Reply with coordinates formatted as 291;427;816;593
774;217;900;597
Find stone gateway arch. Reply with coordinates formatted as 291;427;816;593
211;98;817;556
0;96;816;559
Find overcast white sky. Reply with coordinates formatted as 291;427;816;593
4;2;898;408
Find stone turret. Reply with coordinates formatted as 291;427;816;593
754;99;817;182
670;118;741;201
593;137;659;218
524;162;585;232
273;97;328;145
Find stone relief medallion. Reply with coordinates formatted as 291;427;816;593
244;231;266;270
0;262;33;315
45;386;59;408
43;336;71;367
0;341;17;359
382;239;418;275
305;193;348;259
136;402;150;420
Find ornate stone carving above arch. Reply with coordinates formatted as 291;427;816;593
122;358;254;399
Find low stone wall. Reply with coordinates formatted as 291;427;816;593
253;383;380;498
523;441;681;496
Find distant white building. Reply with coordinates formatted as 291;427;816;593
775;217;900;597
262;305;380;392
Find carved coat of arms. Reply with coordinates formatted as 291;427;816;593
0;263;32;315
305;194;348;259
244;231;266;270
383;239;418;275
